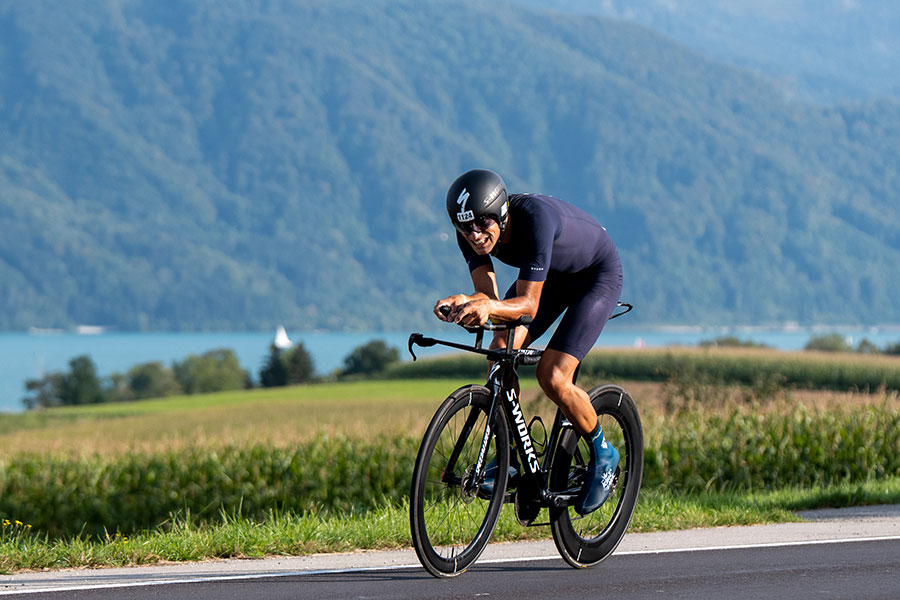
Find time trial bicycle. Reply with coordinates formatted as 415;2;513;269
407;303;643;577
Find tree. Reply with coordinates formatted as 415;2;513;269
341;340;400;377
105;372;135;404
284;342;315;384
173;349;249;394
126;362;182;399
59;355;104;405
259;344;287;388
804;333;853;353
855;338;881;355
22;372;65;410
259;343;316;387
22;356;103;409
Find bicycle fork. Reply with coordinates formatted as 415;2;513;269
448;364;515;495
440;389;491;493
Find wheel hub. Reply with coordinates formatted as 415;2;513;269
458;465;479;504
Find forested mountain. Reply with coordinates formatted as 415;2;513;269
514;0;900;104
1;0;899;331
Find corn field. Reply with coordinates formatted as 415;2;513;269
390;347;900;391
1;402;897;539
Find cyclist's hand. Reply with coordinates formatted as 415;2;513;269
434;295;467;321
456;299;492;327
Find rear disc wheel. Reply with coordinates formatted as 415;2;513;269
549;384;643;568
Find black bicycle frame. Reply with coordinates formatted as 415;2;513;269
485;359;582;509
408;301;633;509
409;324;570;507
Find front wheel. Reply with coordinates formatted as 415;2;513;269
409;385;510;577
549;384;643;568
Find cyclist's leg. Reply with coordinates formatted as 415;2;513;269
536;268;623;513
480;283;566;494
536;349;595;435
533;269;621;433
503;280;567;349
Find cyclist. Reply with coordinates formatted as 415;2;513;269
435;168;623;515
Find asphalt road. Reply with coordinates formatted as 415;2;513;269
3;505;899;599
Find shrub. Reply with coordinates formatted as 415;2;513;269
126;362;182;399
22;373;65;410
173;349;250;394
699;336;769;349
22;356;104;409
805;333;853;352
856;338;881;355
341;340;400;377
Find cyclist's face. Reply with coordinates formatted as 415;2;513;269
462;216;500;254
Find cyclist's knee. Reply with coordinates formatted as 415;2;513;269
536;360;571;400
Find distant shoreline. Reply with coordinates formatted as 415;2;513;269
4;326;900;413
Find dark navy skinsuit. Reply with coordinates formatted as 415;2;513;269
457;193;622;360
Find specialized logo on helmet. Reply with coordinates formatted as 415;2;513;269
456;188;474;223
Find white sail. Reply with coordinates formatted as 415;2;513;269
273;325;293;349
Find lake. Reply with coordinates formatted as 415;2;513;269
2;324;898;412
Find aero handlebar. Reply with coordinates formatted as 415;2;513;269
409;302;632;362
437;304;533;331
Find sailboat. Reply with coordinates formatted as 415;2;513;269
273;325;293;350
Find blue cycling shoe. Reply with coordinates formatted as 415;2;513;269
574;425;620;515
479;455;519;497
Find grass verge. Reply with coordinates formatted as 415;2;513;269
3;477;899;574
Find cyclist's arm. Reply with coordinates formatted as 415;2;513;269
453;274;543;328
434;265;499;321
470;264;500;300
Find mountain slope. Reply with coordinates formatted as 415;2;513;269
0;0;898;330
513;0;900;104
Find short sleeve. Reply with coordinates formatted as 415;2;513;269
516;211;555;282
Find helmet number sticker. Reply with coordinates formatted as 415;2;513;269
456;188;474;222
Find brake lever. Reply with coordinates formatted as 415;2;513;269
407;332;436;361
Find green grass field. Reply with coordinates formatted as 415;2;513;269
0;378;520;454
1;351;899;573
3;478;899;573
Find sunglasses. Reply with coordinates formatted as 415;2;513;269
458;215;497;235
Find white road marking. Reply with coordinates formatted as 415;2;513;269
2;535;900;596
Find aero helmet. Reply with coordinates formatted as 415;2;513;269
445;169;509;233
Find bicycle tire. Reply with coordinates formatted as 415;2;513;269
549;384;643;568
410;384;510;577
